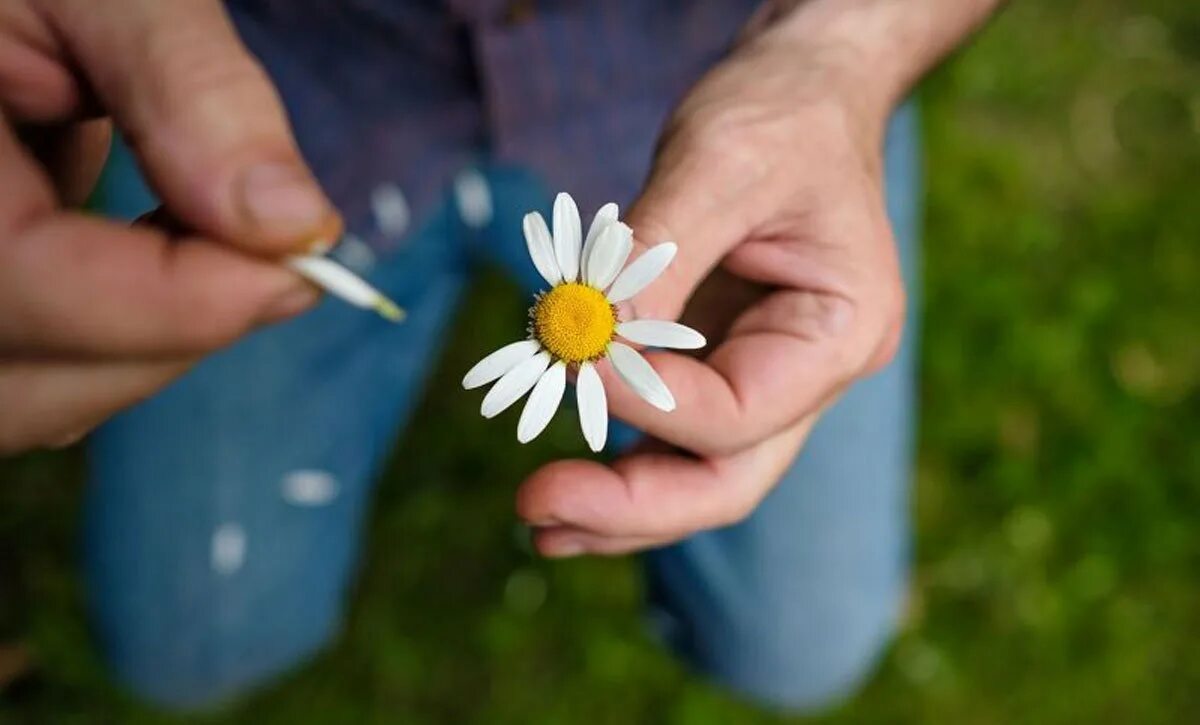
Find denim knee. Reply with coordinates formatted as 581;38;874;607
651;581;903;712
98;601;338;711
646;526;907;714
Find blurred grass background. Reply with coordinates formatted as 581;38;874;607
2;0;1199;722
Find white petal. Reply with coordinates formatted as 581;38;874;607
608;342;676;412
581;202;619;280
462;339;541;389
605;242;677;303
616;320;706;350
286;255;384;309
552;192;582;282
523;212;562;286
517;361;567;443
585;222;633;289
481;351;551;418
576;362;608;452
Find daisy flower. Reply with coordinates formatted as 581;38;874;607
462;192;705;452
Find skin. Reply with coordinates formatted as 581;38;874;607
0;0;340;453
0;0;1002;557
517;0;1006;556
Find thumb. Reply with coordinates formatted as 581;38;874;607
43;0;341;254
621;152;762;322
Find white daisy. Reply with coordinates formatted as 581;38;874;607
462;192;705;452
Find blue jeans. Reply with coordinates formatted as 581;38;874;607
86;106;920;711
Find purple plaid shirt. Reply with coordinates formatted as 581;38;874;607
228;0;761;252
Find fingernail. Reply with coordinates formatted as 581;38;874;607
262;282;321;323
239;162;333;242
544;540;585;558
308;237;335;255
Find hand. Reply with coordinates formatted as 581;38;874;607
0;0;341;454
516;18;907;555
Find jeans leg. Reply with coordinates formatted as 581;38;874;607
644;103;923;712
84;172;469;708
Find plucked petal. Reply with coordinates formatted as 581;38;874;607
616;320;706;350
523;212;562;286
462;339;542;389
605;242;677;303
585;222;633;289
481;350;551;418
552;193;582;282
517;361;567;443
607;342;676;412
576;361;608;452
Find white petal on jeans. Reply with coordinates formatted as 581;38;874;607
454;169;493;228
605;242;677;303
581;202;619;280
616;320;706;350
523;212;562;286
517;361;567;443
576;361;608;452
482;351;551;418
585;222;633;289
608;342;676;412
462;339;541;389
552;192;582;282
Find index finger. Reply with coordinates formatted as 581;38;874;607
0;217;317;358
599;284;883;457
516;415;817;545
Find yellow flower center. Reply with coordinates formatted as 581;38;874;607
531;283;617;363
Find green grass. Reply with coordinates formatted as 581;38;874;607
3;1;1199;722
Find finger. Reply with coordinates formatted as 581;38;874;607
17;118;112;205
42;0;341;253
0;3;89;121
0;356;194;455
0;111;56;228
608;197;901;456
531;526;661;558
516;415;818;541
0;214;319;358
600;287;871;455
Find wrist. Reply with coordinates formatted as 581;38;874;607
746;1;912;117
744;0;1001;123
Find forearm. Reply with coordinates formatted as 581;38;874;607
749;0;1005;120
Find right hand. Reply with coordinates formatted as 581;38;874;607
0;0;342;454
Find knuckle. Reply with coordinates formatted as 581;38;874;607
138;29;280;130
715;491;760;528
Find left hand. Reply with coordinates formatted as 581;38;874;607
516;23;907;556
